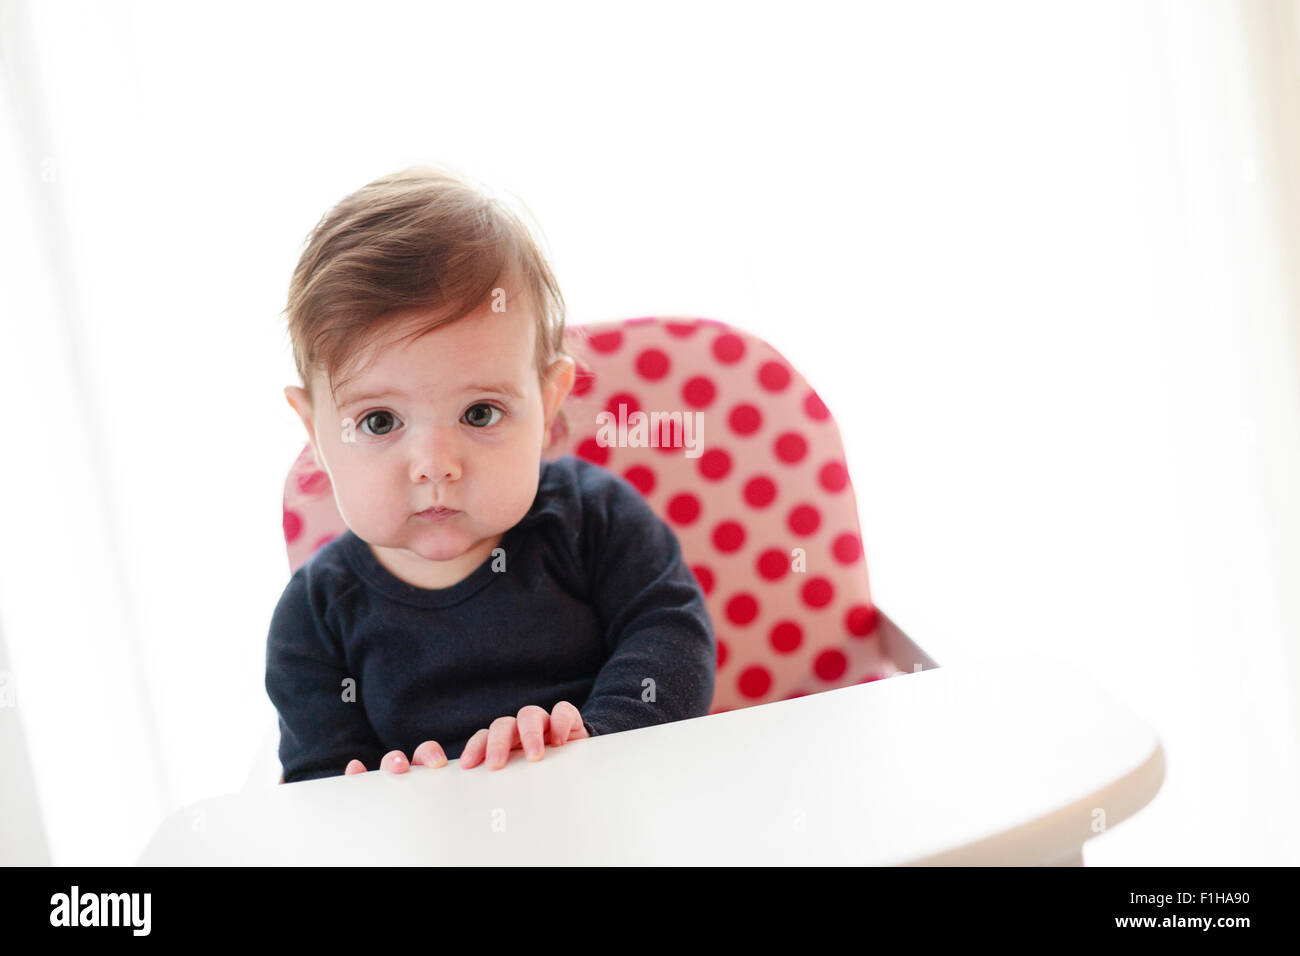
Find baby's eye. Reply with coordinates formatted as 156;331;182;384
463;403;503;428
359;410;400;436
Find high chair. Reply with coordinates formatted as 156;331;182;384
163;313;1169;867
250;316;937;788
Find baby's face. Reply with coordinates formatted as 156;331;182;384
286;292;573;586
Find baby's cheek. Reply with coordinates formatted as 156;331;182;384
335;478;391;536
499;473;541;526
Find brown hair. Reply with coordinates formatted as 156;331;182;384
283;165;570;438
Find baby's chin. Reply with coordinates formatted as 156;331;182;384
387;521;501;563
402;536;480;564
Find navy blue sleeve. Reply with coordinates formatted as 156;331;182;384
577;469;716;737
265;570;386;783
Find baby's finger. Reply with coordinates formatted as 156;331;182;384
345;759;367;775
485;716;519;770
516;705;549;761
549;700;588;746
411;740;448;768
380;750;411;774
460;728;490;769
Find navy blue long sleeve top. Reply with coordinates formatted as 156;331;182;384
265;454;717;783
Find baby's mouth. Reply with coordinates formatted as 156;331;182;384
416;506;459;519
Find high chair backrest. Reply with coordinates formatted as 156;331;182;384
281;317;887;713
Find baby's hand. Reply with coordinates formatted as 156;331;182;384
460;701;589;770
344;740;448;776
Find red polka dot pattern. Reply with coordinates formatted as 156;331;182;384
282;443;346;574
712;521;746;553
801;577;834;608
607;392;640;416
713;333;746;364
725;593;759;626
819;461;848;493
833;532;862;564
682;376;716;408
738;665;771;698
788;504;821;536
729;403;763;436
744;476;776;508
668;493;701;525
573;367;595;397
804;391;830;421
281;316;894;715
846;604;880;637
624;465;655;495
296;470;329;496
692;565;714;594
576;437;609;465
770;620;802;653
757;549;789;580
588;331;623;353
814;648;848;682
635;348;670;381
775;432;808;463
758;361;791;392
699;449;731;481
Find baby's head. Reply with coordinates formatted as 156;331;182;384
282;166;575;583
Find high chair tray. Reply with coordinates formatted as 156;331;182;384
139;653;1162;865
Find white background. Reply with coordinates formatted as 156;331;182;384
2;0;1298;865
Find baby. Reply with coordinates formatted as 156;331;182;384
266;167;716;782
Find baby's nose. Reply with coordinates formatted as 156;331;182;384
410;427;462;483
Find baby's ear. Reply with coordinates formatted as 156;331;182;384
545;356;576;403
284;385;319;446
541;358;574;426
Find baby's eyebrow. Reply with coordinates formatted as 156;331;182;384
336;387;405;408
462;382;523;399
337;381;522;407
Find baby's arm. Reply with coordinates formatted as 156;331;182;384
265;571;387;782
578;473;717;737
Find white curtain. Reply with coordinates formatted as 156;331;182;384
1;0;1297;865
